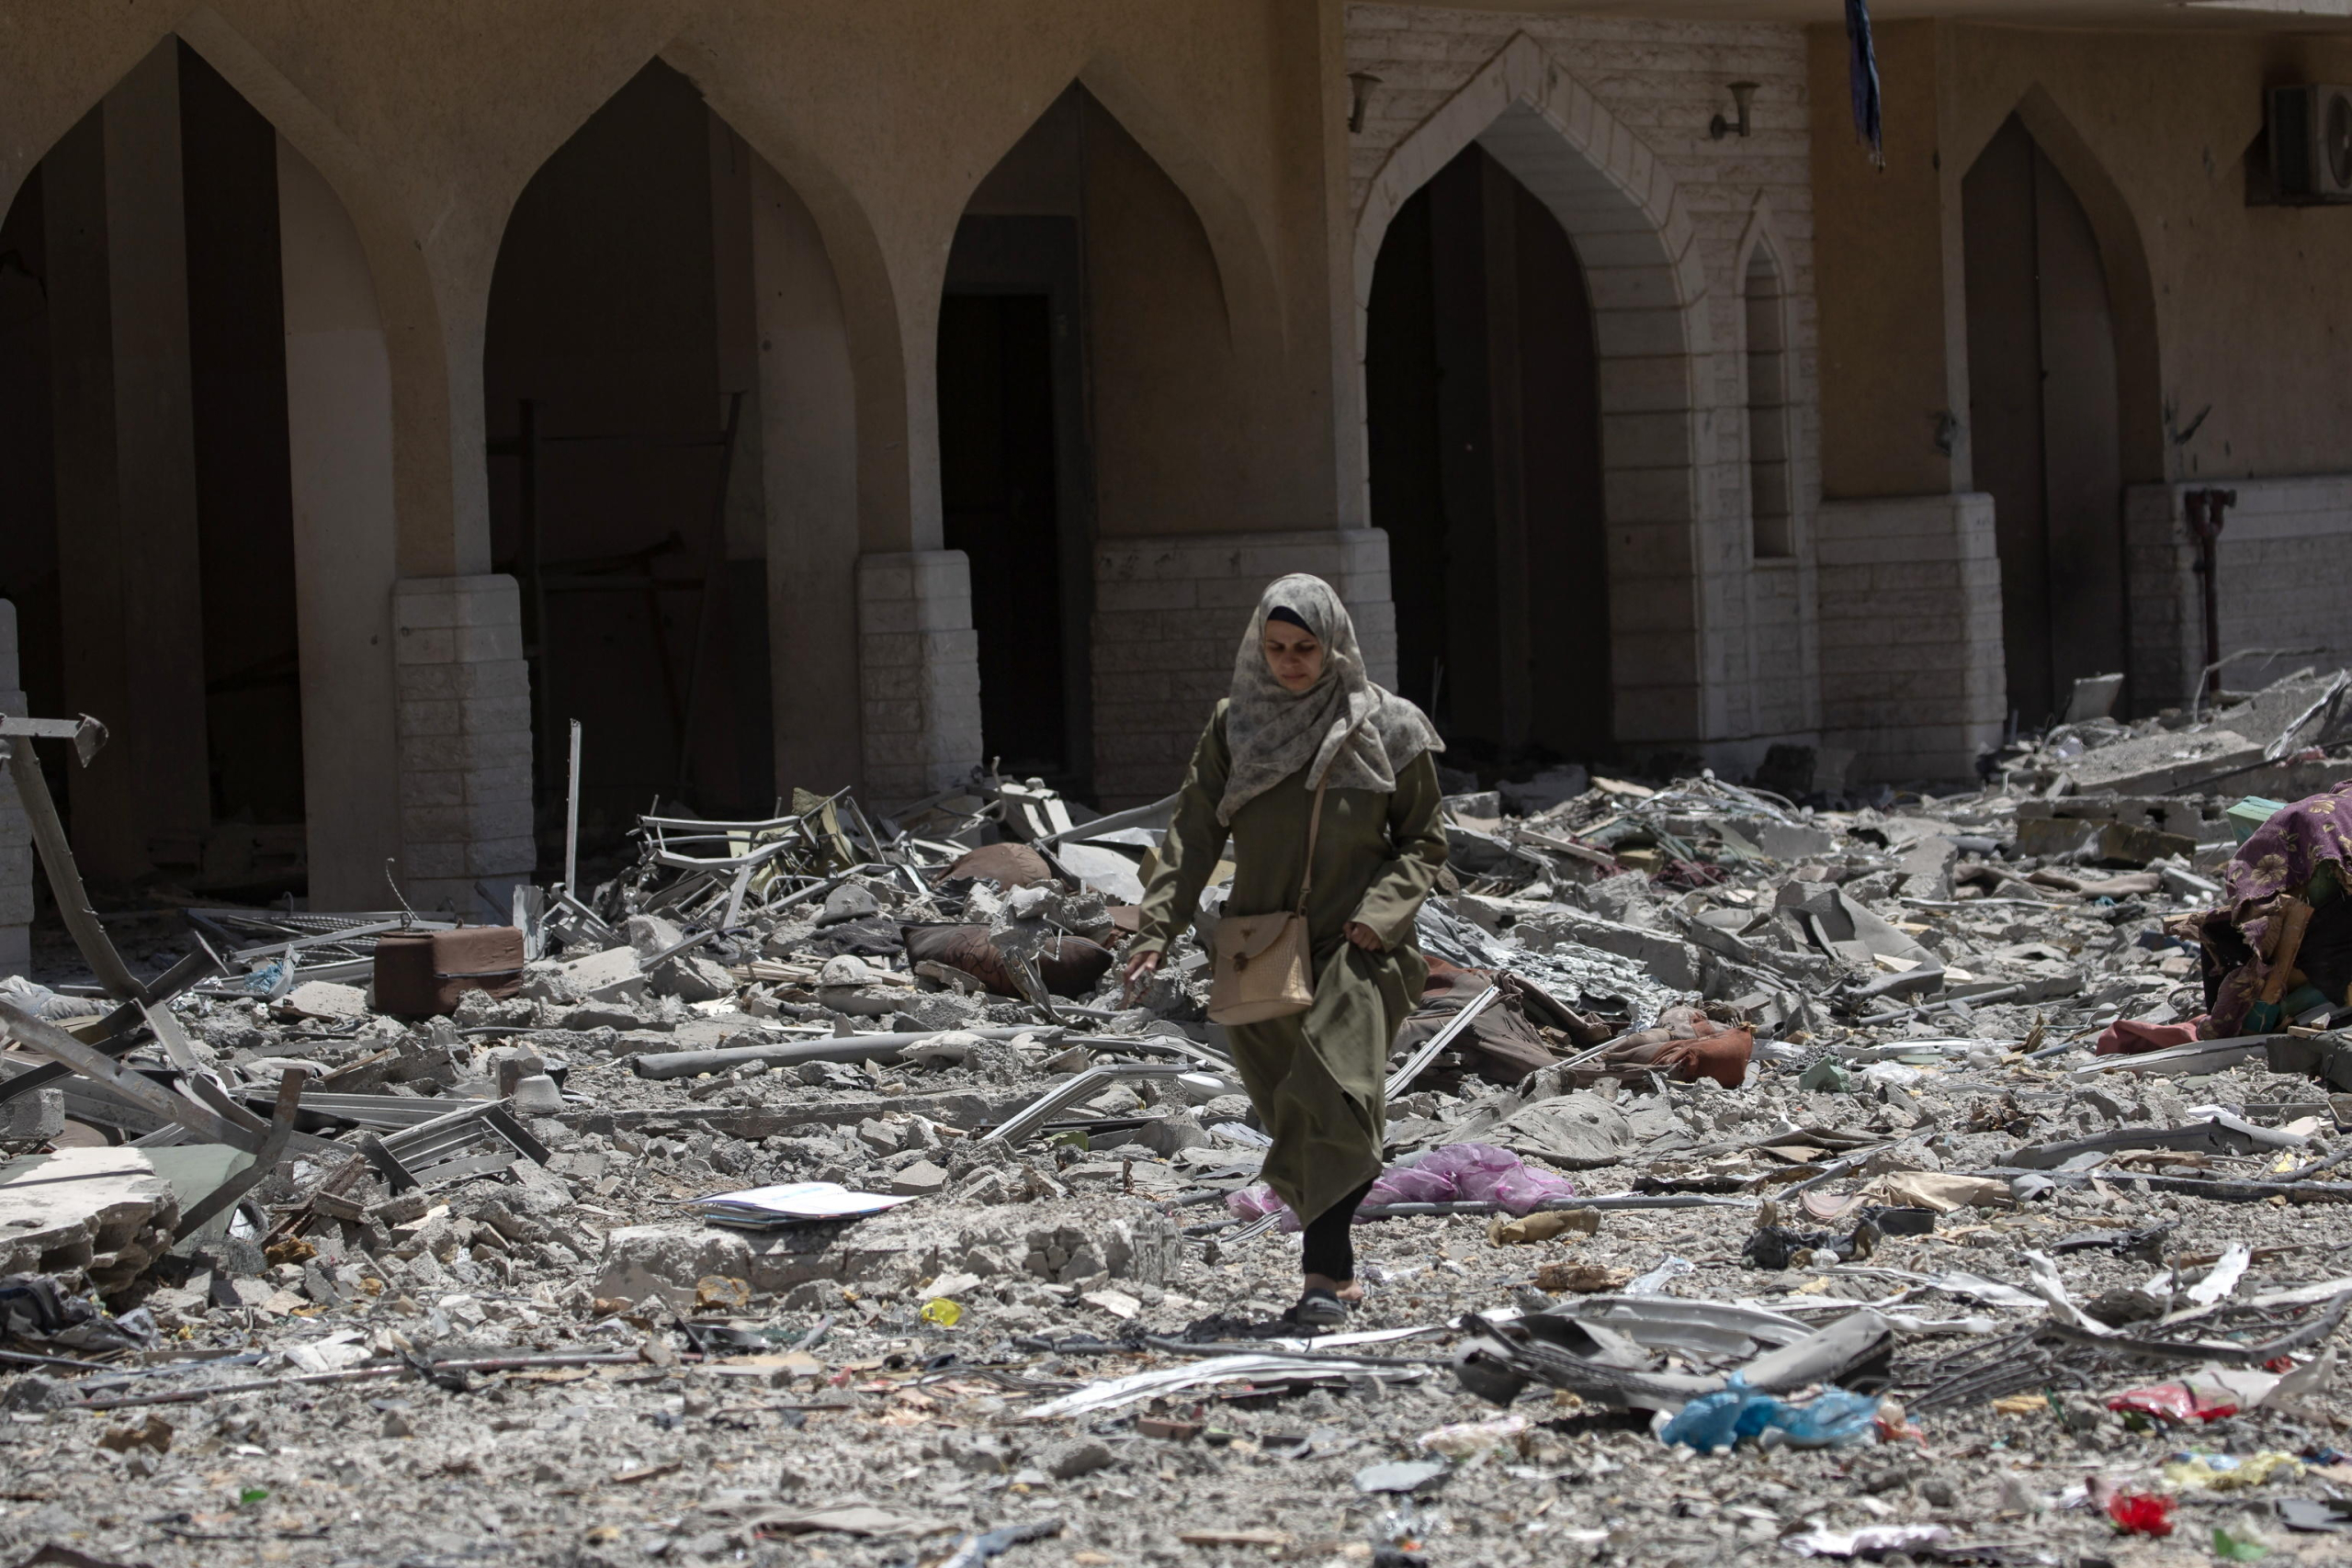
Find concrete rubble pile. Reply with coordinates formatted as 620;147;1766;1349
12;677;2352;1564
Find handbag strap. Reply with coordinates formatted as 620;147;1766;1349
1295;775;1330;917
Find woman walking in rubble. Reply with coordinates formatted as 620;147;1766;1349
1123;574;1447;1326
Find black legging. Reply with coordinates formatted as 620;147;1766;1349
1300;1178;1377;1282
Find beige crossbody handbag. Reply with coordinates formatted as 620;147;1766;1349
1207;776;1329;1026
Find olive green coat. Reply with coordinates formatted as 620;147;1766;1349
1134;700;1448;1226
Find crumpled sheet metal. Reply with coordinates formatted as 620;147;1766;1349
1415;901;1678;1028
1453;1304;1893;1413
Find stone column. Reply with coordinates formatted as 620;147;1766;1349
102;43;212;872
277;138;403;909
0;601;30;976
1091;528;1395;805
40;43;214;882
856;552;982;807
751;160;864;795
1815;494;2005;784
392;576;535;919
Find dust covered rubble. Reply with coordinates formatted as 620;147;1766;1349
9;745;2352;1568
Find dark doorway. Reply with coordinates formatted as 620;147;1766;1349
0;167;65;742
939;291;1070;781
0;40;307;897
1964;114;2127;728
485;62;765;857
180;44;303;837
939;207;1094;795
1365;144;1610;770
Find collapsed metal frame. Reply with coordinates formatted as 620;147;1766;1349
624;785;929;929
0;715;318;1238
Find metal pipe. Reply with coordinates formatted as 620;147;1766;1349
564;717;582;895
2;735;141;1000
0;997;250;1146
1385;983;1500;1099
2185;487;2239;702
632;1025;1048;1080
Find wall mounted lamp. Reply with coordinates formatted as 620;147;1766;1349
1711;81;1759;140
1348;71;1382;134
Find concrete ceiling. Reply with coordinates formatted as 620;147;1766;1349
1411;0;2352;28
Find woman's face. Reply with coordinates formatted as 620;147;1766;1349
1262;622;1325;694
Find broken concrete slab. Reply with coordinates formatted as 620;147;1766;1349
0;1145;252;1291
598;1198;1182;1300
561;944;646;1002
2062;728;2262;795
282;980;369;1018
566;1087;1039;1143
1485;1092;1634;1169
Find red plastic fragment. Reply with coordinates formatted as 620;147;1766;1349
2105;1489;2177;1537
2106;1382;2237;1422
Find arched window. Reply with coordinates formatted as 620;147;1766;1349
1743;246;1795;560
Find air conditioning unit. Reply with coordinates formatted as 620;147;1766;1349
2269;85;2352;202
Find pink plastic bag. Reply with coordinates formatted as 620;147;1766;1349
1225;1144;1576;1230
1227;1184;1300;1230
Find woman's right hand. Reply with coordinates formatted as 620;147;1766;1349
1122;949;1162;1003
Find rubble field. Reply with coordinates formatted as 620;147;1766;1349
10;673;2352;1566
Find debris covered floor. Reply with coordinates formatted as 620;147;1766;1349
10;675;2352;1565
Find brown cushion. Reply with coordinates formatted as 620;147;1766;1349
900;924;1114;999
933;842;1057;891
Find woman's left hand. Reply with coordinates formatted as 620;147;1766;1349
1344;921;1385;952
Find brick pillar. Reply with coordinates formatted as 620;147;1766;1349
1091;528;1395;805
0;601;29;976
1815;494;2005;784
391;576;535;919
856;552;982;807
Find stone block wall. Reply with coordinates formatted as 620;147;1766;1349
1815;493;2005;784
1091;528;1394;806
0;600;28;976
1344;6;1824;756
392;576;536;919
2126;478;2352;714
857;551;984;808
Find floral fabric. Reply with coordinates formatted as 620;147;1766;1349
2194;784;2352;1037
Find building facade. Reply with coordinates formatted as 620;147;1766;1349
3;1;2350;958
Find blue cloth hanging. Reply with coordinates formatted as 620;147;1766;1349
1846;0;1883;166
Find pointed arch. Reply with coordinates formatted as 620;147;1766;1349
1073;58;1285;356
0;16;180;221
1996;85;2164;486
662;38;922;555
1732;193;1784;294
1736;196;1799;564
173;7;468;576
1355;34;1710;354
1351;32;1715;750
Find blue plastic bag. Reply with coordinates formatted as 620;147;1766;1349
1661;1377;1778;1452
1660;1378;1878;1452
1772;1387;1880;1448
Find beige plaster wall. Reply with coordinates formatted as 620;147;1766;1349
1808;19;1970;501
1814;21;2352;496
0;1;1353;580
1939;25;2352;486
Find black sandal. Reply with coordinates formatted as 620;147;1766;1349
1283;1287;1350;1328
